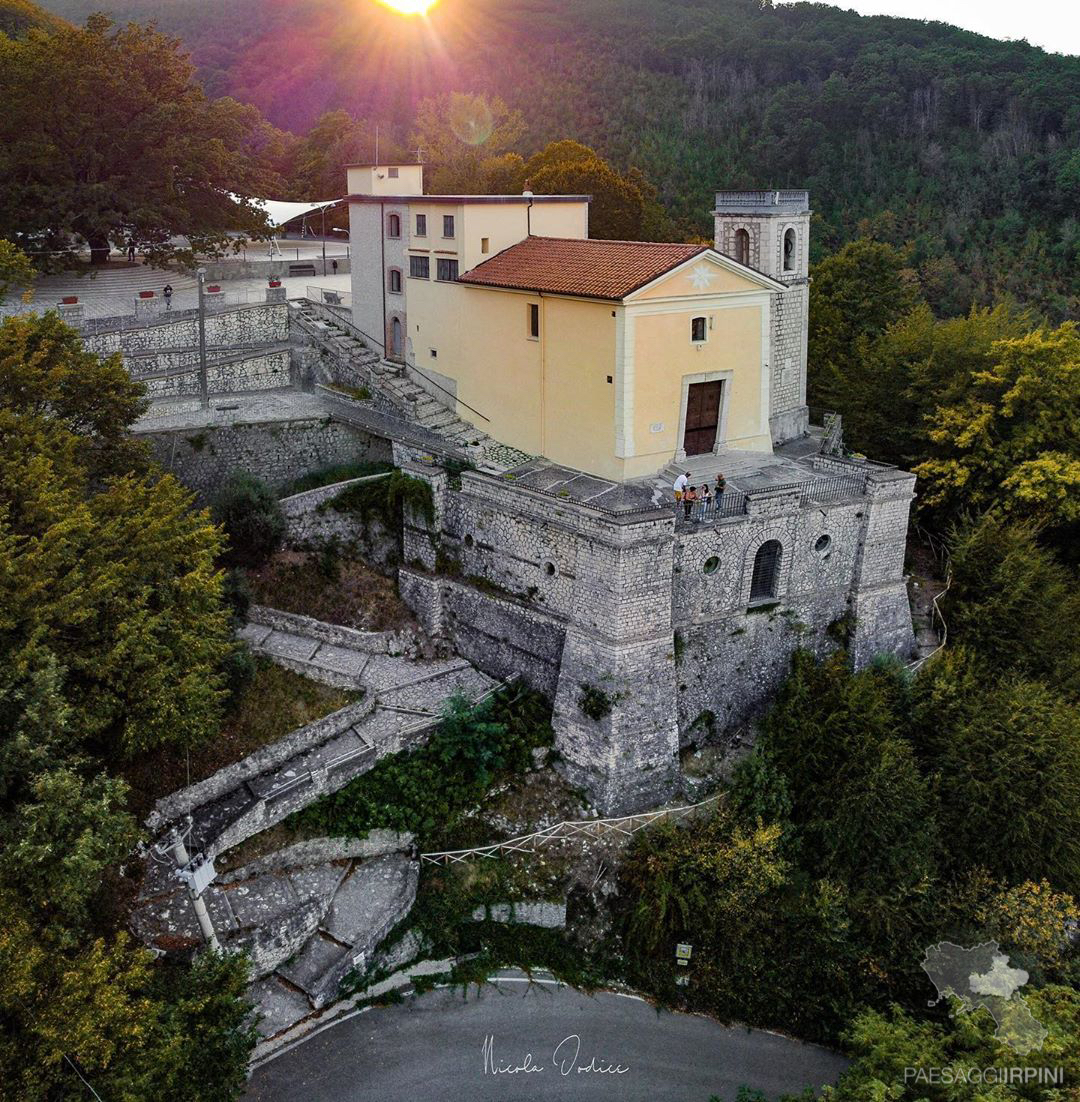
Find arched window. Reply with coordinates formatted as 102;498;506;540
734;228;750;267
387;213;401;238
750;540;782;601
390;317;403;357
388;268;402;293
783;228;796;272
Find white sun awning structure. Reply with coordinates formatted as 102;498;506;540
232;196;342;228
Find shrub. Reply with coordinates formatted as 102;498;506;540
578;682;615;721
211;472;286;567
294;687;552;847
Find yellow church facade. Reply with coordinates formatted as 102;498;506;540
348;166;786;482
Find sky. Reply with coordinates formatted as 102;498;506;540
779;0;1080;55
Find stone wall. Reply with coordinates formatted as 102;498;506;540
278;473;399;571
138;417;393;499
139;347;291;400
769;282;809;442
397;459;916;813
81;303;288;360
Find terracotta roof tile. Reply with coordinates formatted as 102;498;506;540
457;236;708;300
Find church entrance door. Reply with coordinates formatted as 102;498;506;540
683;380;723;455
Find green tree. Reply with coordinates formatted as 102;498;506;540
943;514;1080;696
807;238;922;455
915;322;1080;536
0;15;278;265
0;313;233;756
826;988;1080;1100
0;238;34;304
212;471;286;568
912;651;1080;895
410;92;525;194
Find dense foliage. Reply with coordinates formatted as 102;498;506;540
0;14;279;265
0;311;256;1098
212;471;286;569
22;0;1080;316
295;687;553;847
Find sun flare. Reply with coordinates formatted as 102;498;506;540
375;0;438;15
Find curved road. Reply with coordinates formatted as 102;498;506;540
246;970;847;1102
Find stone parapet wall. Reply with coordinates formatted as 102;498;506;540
218;831;413;885
247;604;411;657
147;697;376;830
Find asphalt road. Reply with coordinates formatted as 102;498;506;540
246;971;847;1102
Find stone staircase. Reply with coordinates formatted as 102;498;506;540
293;300;532;472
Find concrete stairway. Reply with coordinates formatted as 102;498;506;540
293;301;532;472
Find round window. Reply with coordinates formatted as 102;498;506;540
703;556;721;575
463;534;475;549
543;561;557;577
815;534;831;555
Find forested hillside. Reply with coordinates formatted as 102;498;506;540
31;0;1080;317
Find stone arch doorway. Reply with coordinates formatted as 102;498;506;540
390;316;403;359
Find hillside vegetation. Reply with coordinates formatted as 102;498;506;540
27;0;1080;318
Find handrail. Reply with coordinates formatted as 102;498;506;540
420;793;721;865
405;361;491;424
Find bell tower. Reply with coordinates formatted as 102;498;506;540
713;190;810;444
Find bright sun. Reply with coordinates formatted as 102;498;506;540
376;0;438;15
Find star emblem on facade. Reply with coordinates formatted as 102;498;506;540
687;262;715;290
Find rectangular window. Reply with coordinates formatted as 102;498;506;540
415;214;427;236
409;255;429;279
528;303;539;339
691;316;707;342
436;258;459;282
388;269;402;293
481;237;490;254
388;166;399;178
443;214;455;238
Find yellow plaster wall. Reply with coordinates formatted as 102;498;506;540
541;297;619;479
627;302;770;473
529;202;590;240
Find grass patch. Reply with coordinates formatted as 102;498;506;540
324;468;435;528
119;659;353;818
246;549;416;631
279;459;392;497
326;382;372;401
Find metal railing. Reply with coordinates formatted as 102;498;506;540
674;472;866;526
420;793;721;866
306;285;353;309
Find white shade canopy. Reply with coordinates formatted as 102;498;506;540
239;196;341;228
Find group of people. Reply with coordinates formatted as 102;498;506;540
673;471;726;520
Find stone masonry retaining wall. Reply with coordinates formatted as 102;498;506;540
81;303;288;358
278;472;399;571
139;417;393;499
141;347;291;400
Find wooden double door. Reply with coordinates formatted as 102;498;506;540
683;380;723;455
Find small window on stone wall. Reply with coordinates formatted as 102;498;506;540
463;534;475;549
815;534;831;555
703;555;720;575
543;561;557;577
734;228;750;267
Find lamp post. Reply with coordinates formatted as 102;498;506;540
321;204;327;277
196;267;209;410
